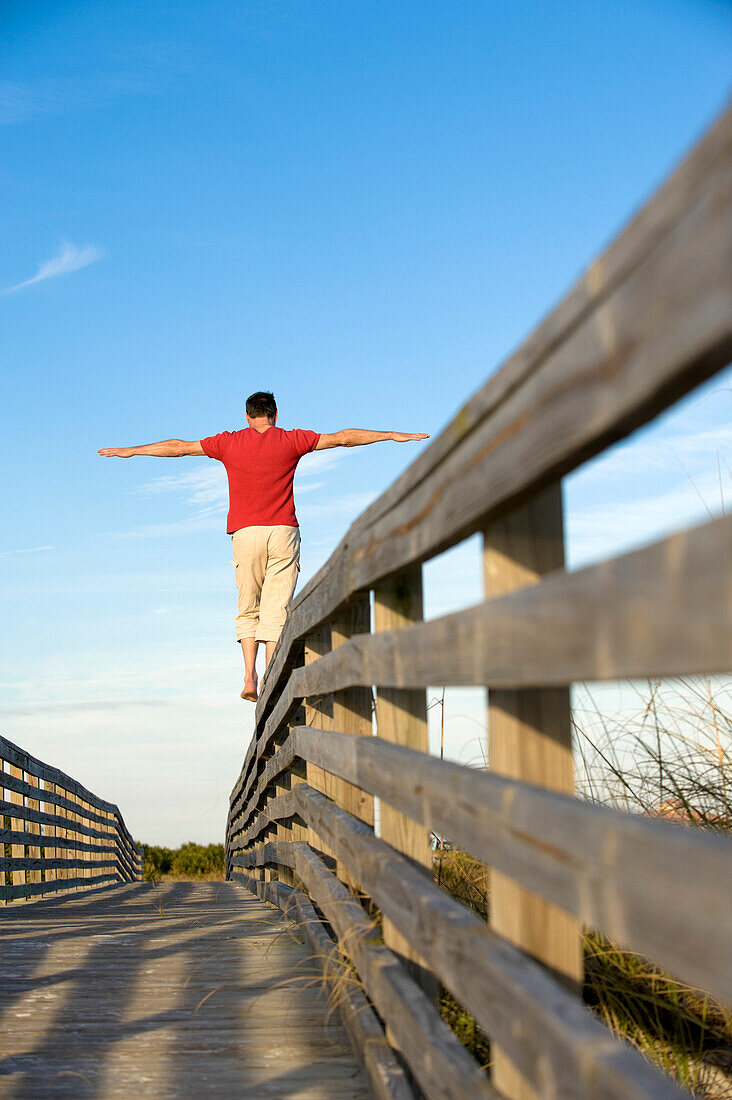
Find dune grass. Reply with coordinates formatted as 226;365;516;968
433;677;732;1097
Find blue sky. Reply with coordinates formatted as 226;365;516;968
2;0;730;845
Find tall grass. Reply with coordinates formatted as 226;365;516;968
574;677;731;831
573;676;732;1097
434;677;732;1097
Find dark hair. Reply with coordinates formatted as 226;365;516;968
246;391;277;419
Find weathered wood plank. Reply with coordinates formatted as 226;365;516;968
0;734;133;833
0;799;117;843
331;593;374;889
287;889;416;1100
43;780;58;896
237;842;498;1100
26;787;41;887
274;785;688;1100
269;514;732;701
483;484;581;1098
231;511;732;825
303;626;336;863
286;727;732;1006
7;763;25;891
373;566;436;1001
252;103;732;729
0;872;120;901
0;856;119;873
230;739;298;845
234;870;418;1100
0;770;124;831
1;881;370;1097
0;803;138;884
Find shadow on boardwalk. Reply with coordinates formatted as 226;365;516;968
0;881;369;1099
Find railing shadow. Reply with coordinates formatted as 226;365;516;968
0;881;365;1098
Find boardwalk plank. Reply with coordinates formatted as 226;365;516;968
0;881;371;1099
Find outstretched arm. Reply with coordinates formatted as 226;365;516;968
97;439;205;458
315;429;429;451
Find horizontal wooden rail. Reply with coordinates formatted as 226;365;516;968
228;103;732;1099
229;726;732;1005
1;735;142;904
230;513;732;824
233;802;683;1100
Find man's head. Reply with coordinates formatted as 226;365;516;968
245;391;277;425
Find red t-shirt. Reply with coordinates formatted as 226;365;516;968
200;427;320;533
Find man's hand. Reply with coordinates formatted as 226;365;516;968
316;429;430;450
97;440;205;458
97;447;136;458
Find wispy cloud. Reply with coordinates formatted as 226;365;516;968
0;545;55;557
0;700;168;718
3;241;104;295
571;424;732;481
133;464;228;507
566;467;730;569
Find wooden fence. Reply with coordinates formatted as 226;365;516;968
1;734;142;903
227;103;732;1100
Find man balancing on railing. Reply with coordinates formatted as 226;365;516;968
98;391;429;702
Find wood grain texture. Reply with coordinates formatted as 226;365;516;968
482;484;581;1099
0;881;371;1098
43;780;58;896
280;785;686;1100
8;763;25;891
286;887;417;1100
229;739;298;849
234;500;732;820
373;567;436;1001
303;627;336;862
229;511;732;836
0;872;121;902
236;842;498;1100
331;592;374;887
285;727;732;1006
262;514;732;702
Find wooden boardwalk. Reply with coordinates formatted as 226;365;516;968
0;881;371;1099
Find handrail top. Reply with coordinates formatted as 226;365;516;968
253;100;732;736
0;733;136;849
287;100;732;622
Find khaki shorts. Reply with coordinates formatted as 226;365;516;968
231;525;301;643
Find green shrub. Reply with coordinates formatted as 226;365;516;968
139;842;225;881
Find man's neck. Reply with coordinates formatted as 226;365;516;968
248;418;276;434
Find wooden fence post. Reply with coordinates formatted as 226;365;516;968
9;764;25;895
483;483;583;1100
303;626;337;863
70;793;81;891
273;724;295;887
373;565;438;1000
331;592;374;890
59;788;70;886
27;784;41;890
44;781;57;894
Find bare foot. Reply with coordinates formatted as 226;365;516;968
240;675;258;702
